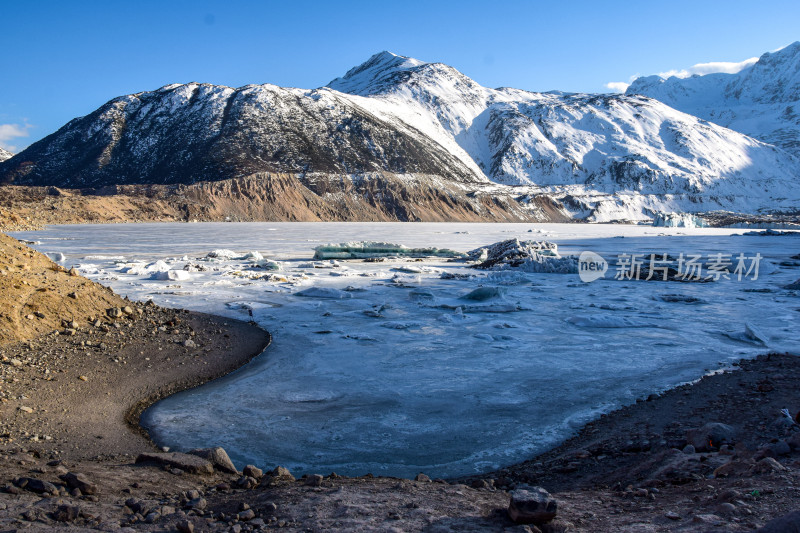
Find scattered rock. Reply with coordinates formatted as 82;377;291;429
135;452;214;474
665;511;681;520
682;444;696;454
716;502;737;515
243;464;263;479
13;477;58;495
686;422;736;451
305;474;324;487
177;518;195;533
414;473;431;482
60;472;98;495
269;466;294;481
185;497;207;511
238;509;256;521
52;504;80;522
508;486;558;525
751;457;788;474
770;440;792;457
758;510;800;532
188;447;238;474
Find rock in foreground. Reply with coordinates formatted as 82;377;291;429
508;486;558;525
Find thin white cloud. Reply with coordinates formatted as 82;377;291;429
656;57;758;79
0;122;32;152
605;81;630;93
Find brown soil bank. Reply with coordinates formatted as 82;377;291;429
0;232;126;344
0;172;570;231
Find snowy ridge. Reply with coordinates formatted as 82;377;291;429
627;42;800;156
324;50;800;219
1;46;799;221
0;147;13;162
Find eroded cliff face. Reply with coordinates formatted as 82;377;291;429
0;173;571;230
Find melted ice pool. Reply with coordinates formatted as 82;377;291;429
13;222;800;478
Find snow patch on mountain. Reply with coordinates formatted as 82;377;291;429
627;42;800;156
0;147;13;162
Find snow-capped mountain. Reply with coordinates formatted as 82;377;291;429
1;49;798;221
0;81;478;188
326;51;800;217
627;42;800;156
0;147;13;162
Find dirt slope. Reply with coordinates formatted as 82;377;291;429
0;233;126;344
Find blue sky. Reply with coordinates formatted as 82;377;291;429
1;0;798;151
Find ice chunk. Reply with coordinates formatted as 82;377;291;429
380;321;421;329
744;323;768;345
151;269;192;281
45;252;66;262
655;294;706;304
313;241;464;260
567;315;658;328
295;287;353;299
206;249;240;260
467;239;578;274
652;212;707;228
741;229;800;236
392;265;442;274
461;287;506;301
254;259;282;271
244;251;264;261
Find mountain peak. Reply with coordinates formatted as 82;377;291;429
0;147;14;163
326;51;427;95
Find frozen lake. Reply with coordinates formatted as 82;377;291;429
12;222;800;478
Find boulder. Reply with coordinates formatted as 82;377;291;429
750;457;787;474
177;519;195;533
305;474;324;487
686;423;736;451
243;465;263;479
60;472;98;495
13;477;58;495
188;447;238;474
52;504;80;522
759;510;800;532
238;509;256;521
270;466;294;480
508;486;558;525
135;452;214;475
